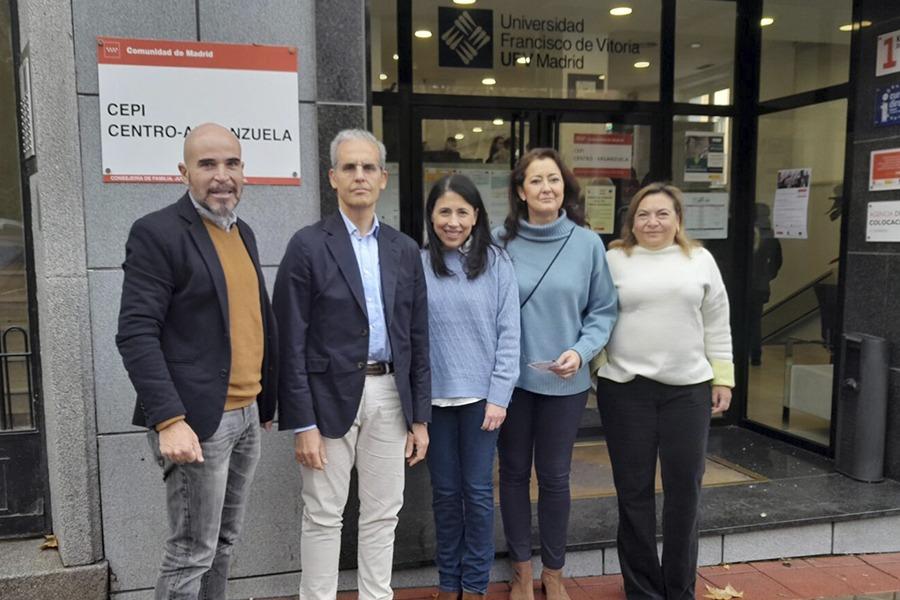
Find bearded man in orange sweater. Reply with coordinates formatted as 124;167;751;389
116;123;278;600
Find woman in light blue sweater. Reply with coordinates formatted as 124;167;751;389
494;148;617;600
422;174;520;600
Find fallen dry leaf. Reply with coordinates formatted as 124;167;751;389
40;534;58;550
703;583;744;599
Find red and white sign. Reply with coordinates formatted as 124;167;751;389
870;148;900;191
569;133;633;179
97;36;300;185
877;29;900;77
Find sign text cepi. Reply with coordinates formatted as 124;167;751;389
104;103;293;142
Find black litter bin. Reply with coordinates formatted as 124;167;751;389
835;333;890;483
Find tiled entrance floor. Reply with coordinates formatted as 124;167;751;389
255;553;900;599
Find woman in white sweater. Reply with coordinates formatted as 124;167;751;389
596;182;734;600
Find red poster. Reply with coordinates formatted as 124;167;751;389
870;148;900;191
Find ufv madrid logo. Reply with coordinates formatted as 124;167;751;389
438;7;493;68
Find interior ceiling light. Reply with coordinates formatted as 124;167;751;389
414;30;433;39
453;0;477;4
610;6;633;16
760;17;774;27
379;73;388;80
690;42;702;49
516;56;531;64
492;118;504;125
840;20;873;31
634;60;651;69
472;126;483;133
454;133;465;140
598;74;606;80
392;53;399;60
482;77;496;85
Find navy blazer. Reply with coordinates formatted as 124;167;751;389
273;212;431;438
116;194;278;441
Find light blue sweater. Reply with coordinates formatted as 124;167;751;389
494;213;618;396
421;247;521;408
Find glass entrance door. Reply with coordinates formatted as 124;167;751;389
556;118;653;246
418;110;528;235
0;2;49;538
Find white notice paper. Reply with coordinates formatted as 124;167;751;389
683;192;728;239
773;168;811;239
585;184;616;234
867;200;900;242
97;36;300;185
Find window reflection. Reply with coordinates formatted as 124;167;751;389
0;6;34;431
421;118;523;229
370;0;398;92
674;0;736;105
746;100;847;445
760;0;851;101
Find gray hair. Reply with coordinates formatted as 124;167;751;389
329;129;387;169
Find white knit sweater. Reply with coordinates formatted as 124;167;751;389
596;244;735;387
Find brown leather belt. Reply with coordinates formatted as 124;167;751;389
366;361;394;376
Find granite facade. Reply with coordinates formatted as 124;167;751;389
15;0;364;594
843;1;900;480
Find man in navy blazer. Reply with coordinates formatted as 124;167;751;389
116;123;277;599
274;129;430;600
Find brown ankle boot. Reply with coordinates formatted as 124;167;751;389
509;560;534;600
540;567;571;600
461;593;485;600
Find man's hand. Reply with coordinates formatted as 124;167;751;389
295;428;327;470
405;422;429;467
262;421;273;431
549;349;582;379
711;386;732;415
481;403;507;431
159;420;204;464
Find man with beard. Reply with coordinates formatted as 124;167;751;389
117;122;278;599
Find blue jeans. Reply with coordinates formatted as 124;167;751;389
427;400;500;595
148;403;261;600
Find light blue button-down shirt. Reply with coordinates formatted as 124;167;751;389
339;209;392;362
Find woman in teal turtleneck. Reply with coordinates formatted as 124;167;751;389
493;148;618;600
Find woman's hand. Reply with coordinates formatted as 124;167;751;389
549;350;582;379
481;403;507;431
711;385;732;414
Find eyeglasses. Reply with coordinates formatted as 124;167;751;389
335;161;383;177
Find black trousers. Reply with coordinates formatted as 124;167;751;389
498;387;587;569
596;377;711;600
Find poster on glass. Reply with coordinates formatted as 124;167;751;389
683;131;725;184
773;168;811;239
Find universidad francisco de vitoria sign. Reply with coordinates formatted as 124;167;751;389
96;36;301;185
438;7;641;71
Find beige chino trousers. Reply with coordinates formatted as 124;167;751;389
299;373;408;600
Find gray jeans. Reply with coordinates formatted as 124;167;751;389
148;403;261;600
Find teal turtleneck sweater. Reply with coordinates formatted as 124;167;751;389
494;212;618;396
